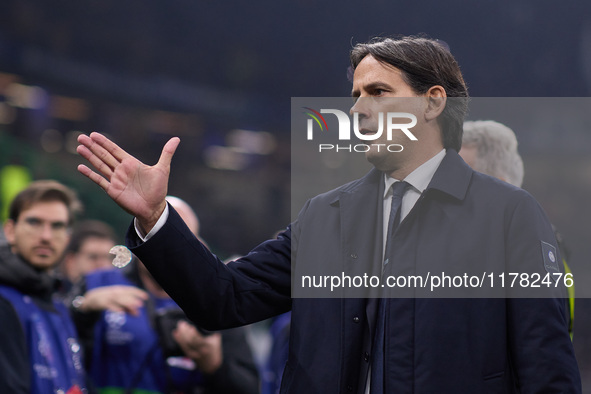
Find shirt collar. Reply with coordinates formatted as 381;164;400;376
383;149;446;197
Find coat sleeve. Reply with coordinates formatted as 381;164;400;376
126;203;293;330
0;296;30;393
504;191;581;393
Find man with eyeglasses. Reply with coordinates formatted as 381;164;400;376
0;180;88;394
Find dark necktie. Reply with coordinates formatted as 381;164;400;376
370;181;409;393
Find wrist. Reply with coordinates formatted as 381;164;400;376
138;202;167;235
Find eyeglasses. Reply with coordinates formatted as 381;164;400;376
78;252;113;262
19;217;70;237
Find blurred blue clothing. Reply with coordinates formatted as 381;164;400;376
78;264;259;394
0;243;86;394
261;312;291;394
85;268;205;393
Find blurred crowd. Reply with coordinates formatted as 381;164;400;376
2;118;579;393
0;179;290;393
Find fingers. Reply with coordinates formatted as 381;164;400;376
77;132;141;195
77;135;118;186
176;320;201;339
173;325;222;373
77;133;122;173
174;321;203;351
174;321;194;340
126;286;150;300
77;164;111;192
76;145;114;180
156;137;181;170
82;285;148;315
87;132;128;163
174;322;221;350
113;286;149;315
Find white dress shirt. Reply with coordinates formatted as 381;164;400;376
382;149;446;253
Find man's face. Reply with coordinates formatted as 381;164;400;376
350;55;426;173
72;236;116;278
4;201;71;270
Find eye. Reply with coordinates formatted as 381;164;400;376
24;217;42;227
51;222;68;231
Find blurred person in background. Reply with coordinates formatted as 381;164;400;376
260;230;292;394
261;310;291;394
460;119;575;337
71;196;259;394
58;219;118;296
459;120;524;187
0;180;87;393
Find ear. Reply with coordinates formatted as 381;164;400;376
424;85;447;122
3;220;16;245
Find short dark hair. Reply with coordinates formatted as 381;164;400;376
66;220;117;254
350;35;469;151
8;180;83;225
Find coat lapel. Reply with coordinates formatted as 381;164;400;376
334;169;384;339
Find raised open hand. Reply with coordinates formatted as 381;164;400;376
77;132;180;233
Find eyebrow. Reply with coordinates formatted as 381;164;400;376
23;217;68;226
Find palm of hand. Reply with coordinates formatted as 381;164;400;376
77;132;180;231
109;156;168;220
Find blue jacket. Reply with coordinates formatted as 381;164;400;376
128;150;581;393
0;285;86;394
261;312;291;394
85;268;208;393
81;265;259;394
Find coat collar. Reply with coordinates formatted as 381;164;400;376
425;149;473;201
329;167;383;206
331;149;473;204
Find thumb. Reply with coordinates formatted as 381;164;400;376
157;137;180;169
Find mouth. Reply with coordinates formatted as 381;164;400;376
358;128;376;136
34;247;54;256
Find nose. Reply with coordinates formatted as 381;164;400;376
39;224;53;240
350;97;370;119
